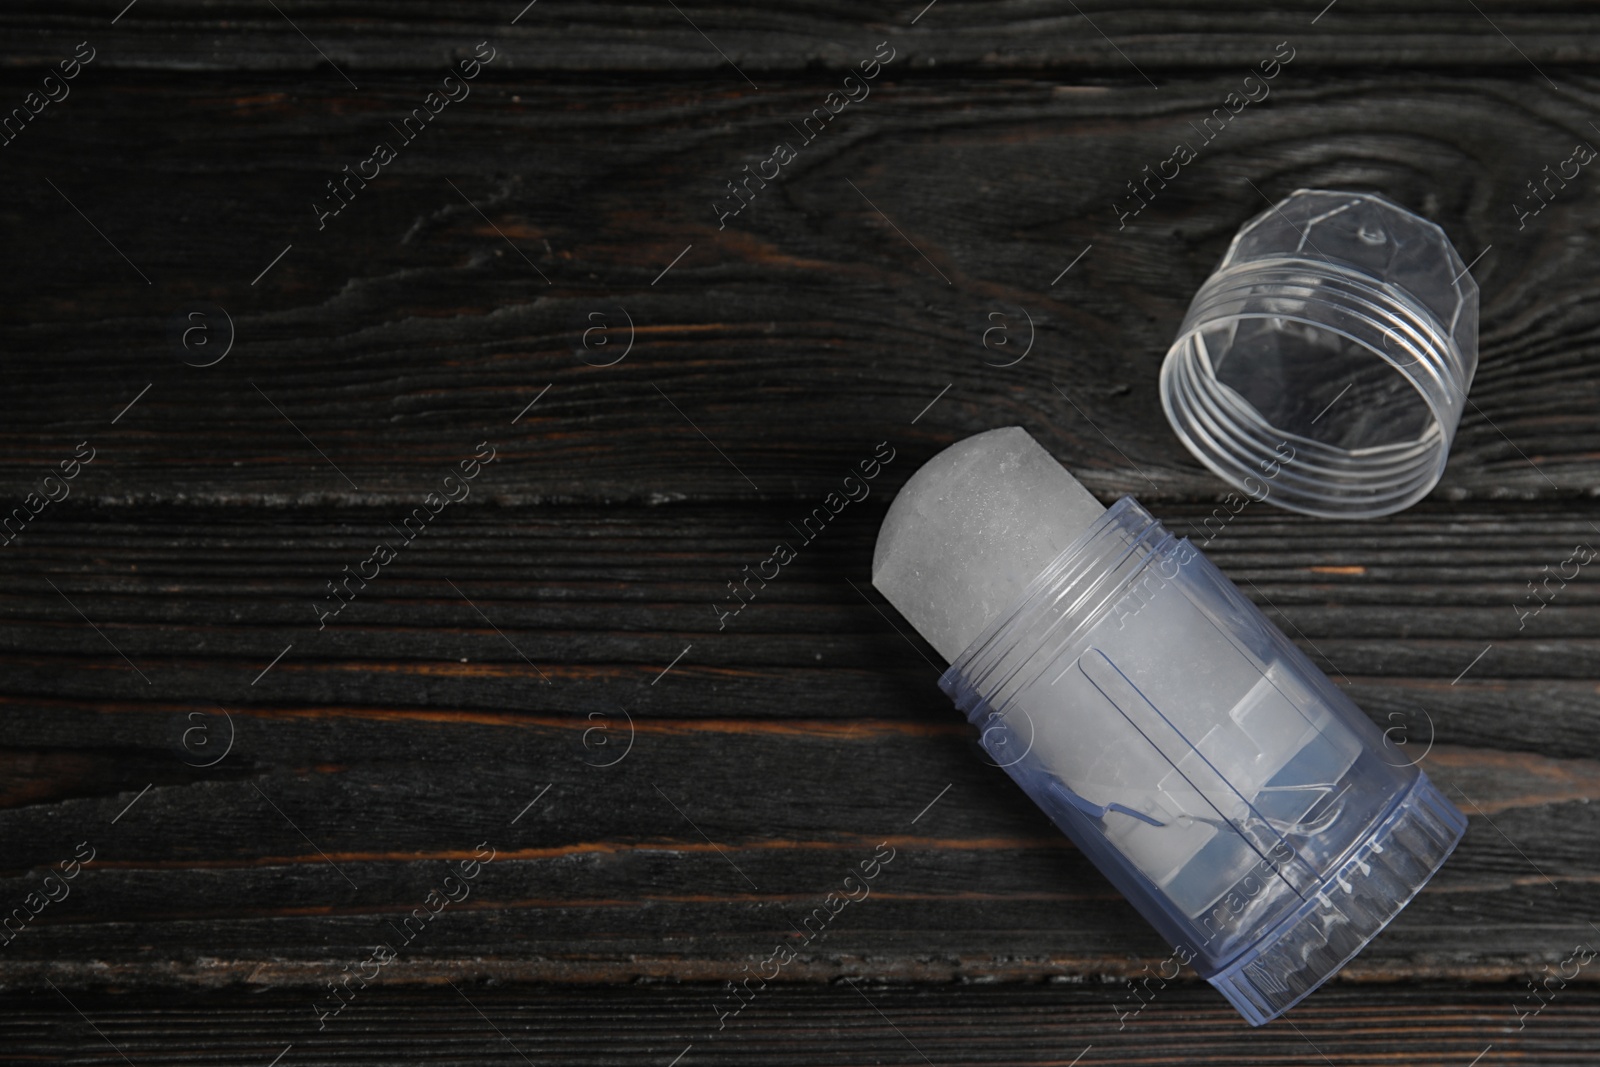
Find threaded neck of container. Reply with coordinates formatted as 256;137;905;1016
941;496;1168;722
1160;257;1470;519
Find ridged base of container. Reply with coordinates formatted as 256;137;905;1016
1207;770;1468;1025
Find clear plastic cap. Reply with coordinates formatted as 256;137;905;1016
1160;190;1479;519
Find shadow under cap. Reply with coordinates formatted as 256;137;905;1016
871;426;1106;664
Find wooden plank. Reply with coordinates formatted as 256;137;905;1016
0;74;1596;504
0;983;1588;1065
8;2;1600;74
0;505;1596;715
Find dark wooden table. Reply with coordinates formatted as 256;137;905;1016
3;2;1599;1063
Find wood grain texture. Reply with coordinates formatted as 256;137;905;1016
2;68;1599;504
3;0;1600;1061
10;1;1600;74
0;504;1596;992
1;983;1595;1066
0;983;1588;1066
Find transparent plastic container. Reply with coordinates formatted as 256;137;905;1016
940;495;1466;1024
1160;190;1479;519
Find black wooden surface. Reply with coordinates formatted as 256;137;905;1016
2;1;1600;1063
